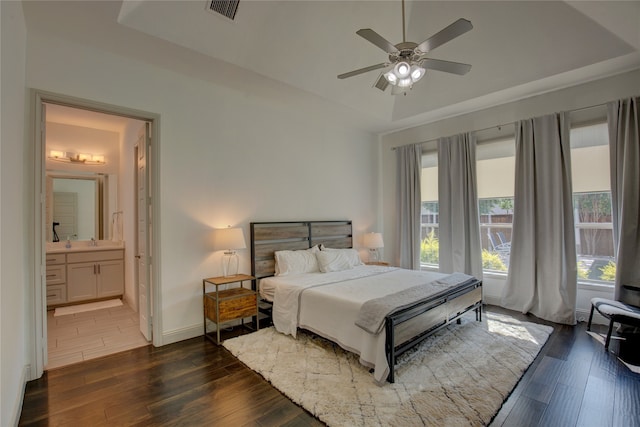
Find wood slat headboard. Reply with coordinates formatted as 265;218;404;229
250;221;353;285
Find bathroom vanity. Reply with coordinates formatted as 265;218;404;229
45;242;124;308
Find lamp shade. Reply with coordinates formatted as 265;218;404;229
214;227;246;251
363;232;384;249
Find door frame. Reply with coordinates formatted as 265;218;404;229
31;89;162;379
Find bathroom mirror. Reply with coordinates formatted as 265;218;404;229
46;173;114;242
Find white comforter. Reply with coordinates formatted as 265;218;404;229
260;265;450;384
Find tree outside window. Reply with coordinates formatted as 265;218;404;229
573;191;615;282
479;197;513;272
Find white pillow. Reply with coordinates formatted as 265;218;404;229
320;247;363;268
316;250;354;273
274;246;320;276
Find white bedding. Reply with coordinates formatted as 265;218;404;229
260;265;451;384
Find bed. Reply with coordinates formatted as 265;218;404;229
250;220;483;384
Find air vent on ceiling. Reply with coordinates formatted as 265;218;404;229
206;0;239;21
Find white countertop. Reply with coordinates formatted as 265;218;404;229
46;241;125;253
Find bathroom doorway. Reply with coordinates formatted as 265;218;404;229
33;91;161;375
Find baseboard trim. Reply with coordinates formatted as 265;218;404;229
578;307;609;325
162;324;202;346
161;318;250;346
484;297;607;325
483;294;501;306
576;308;591;323
160;303;607;346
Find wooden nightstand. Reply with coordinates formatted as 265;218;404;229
365;261;390;266
202;274;257;345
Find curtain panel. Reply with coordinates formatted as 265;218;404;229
608;97;640;306
437;133;483;279
501;113;577;325
396;144;422;270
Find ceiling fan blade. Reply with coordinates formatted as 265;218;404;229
416;18;473;54
356;29;398;54
338;63;388;79
373;74;389;91
421;58;471;75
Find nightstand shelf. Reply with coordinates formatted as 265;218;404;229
257;299;274;327
202;274;257;344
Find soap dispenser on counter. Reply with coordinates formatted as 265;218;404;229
65;237;71;249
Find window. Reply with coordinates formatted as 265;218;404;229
479;197;513;272
421;137;517;272
421;201;439;266
571;122;615;284
420;146;439;268
477;138;515;273
418;120;615;282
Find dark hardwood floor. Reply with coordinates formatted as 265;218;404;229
19;306;640;426
489;306;640;427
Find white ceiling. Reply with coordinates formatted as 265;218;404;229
24;1;640;134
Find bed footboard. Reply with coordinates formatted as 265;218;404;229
384;280;482;383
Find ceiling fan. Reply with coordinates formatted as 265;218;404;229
338;0;473;94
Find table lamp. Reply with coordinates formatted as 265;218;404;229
214;226;246;277
363;232;384;263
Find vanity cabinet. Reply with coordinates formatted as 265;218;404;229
65;249;124;304
46;253;67;306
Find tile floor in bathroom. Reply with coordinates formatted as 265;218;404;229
46;301;150;370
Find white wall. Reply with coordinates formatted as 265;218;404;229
380;69;640;319
1;2;29;426
25;28;380;345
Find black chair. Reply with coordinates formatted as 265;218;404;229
587;286;640;350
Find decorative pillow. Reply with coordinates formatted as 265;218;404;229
320;247;363;268
274;246;320;276
316;250;354;273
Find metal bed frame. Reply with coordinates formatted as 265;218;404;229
250;220;482;383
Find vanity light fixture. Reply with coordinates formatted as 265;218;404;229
214;226;247;277
48;150;106;165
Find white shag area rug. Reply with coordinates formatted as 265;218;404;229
224;312;553;427
53;299;123;316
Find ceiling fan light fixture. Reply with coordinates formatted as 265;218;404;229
384;71;398;84
384;61;412;86
410;64;425;82
394;61;411;78
384;62;425;88
397;77;412;88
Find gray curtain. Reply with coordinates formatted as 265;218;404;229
608;97;640;306
437;133;483;279
501;113;577;325
396;144;422;269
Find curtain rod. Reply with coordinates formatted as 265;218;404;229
390;101;608;151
